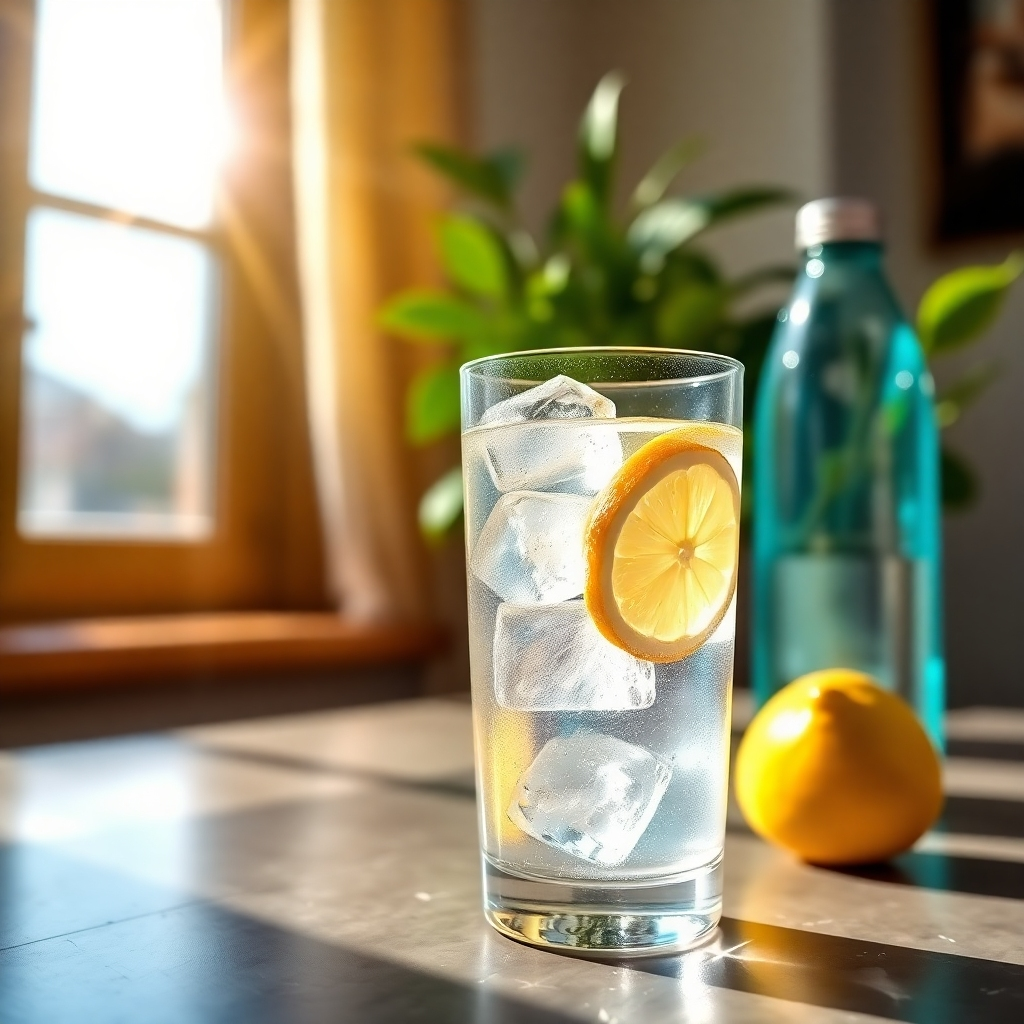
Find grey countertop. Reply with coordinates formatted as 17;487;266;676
1;693;1022;1022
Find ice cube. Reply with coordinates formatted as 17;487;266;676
480;374;616;427
479;376;622;494
494;601;655;711
470;492;589;604
507;731;672;866
484;421;623;494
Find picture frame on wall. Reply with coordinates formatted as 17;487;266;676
932;0;1024;240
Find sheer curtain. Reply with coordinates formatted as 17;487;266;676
290;0;467;620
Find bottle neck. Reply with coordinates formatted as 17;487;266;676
792;237;909;330
801;240;884;271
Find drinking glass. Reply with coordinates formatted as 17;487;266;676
461;348;743;955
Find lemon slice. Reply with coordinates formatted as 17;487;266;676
584;426;740;662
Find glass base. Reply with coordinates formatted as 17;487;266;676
483;853;722;957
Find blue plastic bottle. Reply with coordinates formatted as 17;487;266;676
752;198;944;749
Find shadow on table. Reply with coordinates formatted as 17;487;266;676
832;851;1024;900
0;842;569;1024
627;915;1024;1024
826;794;1024;900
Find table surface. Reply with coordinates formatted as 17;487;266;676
1;693;1023;1023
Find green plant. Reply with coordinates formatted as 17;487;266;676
916;253;1023;508
380;72;1020;537
381;72;794;537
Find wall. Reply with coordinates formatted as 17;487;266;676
828;0;1024;707
470;0;1023;706
472;0;828;266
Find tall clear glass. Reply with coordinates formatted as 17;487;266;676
461;348;743;956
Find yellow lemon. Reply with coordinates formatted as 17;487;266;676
735;669;943;865
584;425;740;663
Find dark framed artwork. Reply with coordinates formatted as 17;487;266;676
932;0;1024;240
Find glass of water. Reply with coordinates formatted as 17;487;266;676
461;348;743;956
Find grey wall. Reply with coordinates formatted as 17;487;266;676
472;0;828;267
471;0;1024;707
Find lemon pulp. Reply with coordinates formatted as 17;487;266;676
613;461;738;642
584;429;740;662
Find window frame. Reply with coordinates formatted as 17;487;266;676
0;0;326;622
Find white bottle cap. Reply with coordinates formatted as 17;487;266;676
795;197;881;249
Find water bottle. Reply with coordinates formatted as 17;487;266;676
752;198;944;749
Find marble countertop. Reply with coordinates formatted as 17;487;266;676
1;693;1022;1023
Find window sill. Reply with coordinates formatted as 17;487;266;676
0;612;448;695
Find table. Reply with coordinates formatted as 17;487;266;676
0;694;1022;1022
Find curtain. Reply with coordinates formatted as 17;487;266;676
290;0;468;620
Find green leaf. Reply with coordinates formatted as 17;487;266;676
628;189;794;273
378;290;486;341
413;142;522;210
936;361;1001;428
732;310;779;412
540;254;571;294
553;181;625;278
489;147;527;193
661;247;722;287
418;466;464;540
560;180;606;245
819;447;856;497
941;446;978;510
438;216;508;298
655;283;725;345
507;228;540;271
631;136;705;209
700;187;795;222
406;362;461;444
578;71;626;208
628;198;710;273
525;255;573;321
917;252;1023;354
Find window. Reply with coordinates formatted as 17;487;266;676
0;0;324;619
21;0;223;538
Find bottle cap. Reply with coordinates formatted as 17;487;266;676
795;197;881;249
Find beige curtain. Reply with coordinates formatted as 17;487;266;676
290;0;467;620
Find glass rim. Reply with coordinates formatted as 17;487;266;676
460;346;743;388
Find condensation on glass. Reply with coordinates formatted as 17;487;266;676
18;0;227;539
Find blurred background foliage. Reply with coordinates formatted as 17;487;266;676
916;252;1022;509
380;73;1020;538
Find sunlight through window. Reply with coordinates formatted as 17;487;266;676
19;0;228;539
20;209;215;537
30;0;228;228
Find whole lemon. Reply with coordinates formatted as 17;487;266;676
735;669;943;865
